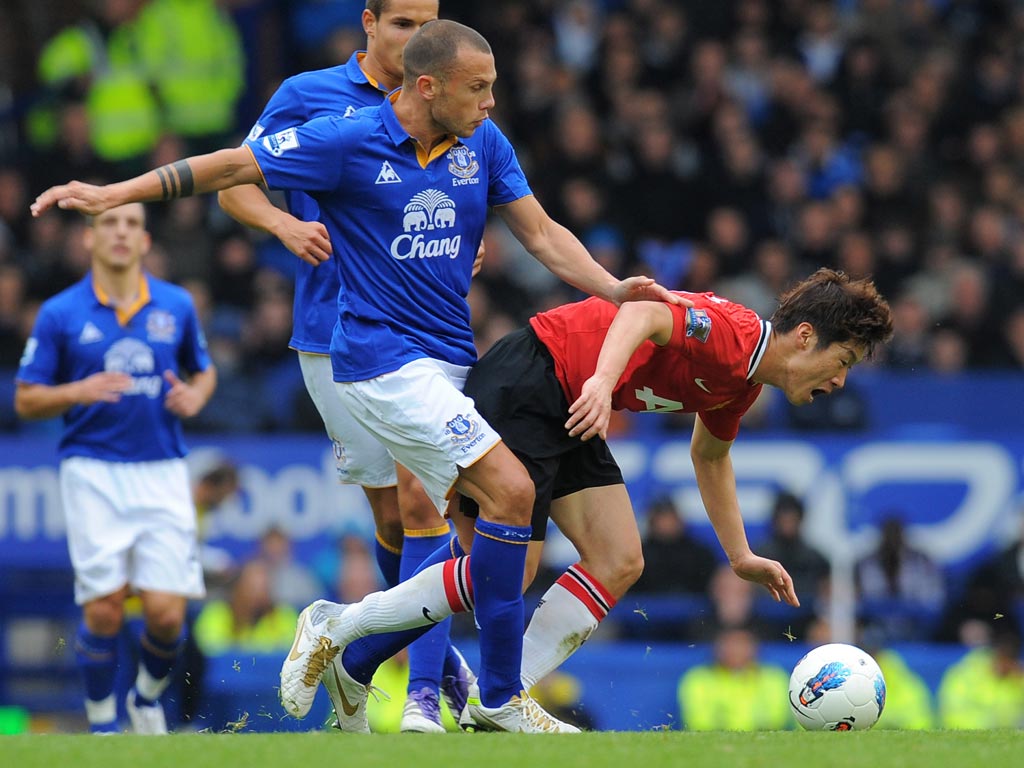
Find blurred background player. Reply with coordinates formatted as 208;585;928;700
216;0;472;733
14;202;216;733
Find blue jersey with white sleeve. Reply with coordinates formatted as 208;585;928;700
16;274;211;462
246;52;389;354
246;95;532;381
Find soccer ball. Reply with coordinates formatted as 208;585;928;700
788;643;886;731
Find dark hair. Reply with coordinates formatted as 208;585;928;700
365;0;386;17
402;19;491;85
771;268;893;357
772;491;805;521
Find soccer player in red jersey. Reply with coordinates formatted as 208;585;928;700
456;267;893;691
281;269;891;729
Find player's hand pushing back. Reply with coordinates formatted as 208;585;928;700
610;276;692;308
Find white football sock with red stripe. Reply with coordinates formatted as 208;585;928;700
333;557;474;638
520;564;616;689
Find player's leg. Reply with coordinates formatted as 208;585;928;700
60;457;136;734
521;484;642;689
127;458;206;734
78;587;129;734
362;485;403;587
312;443;530;701
130;590;189;734
299;351;404;586
284;359;574;731
281;360;491;725
395;464;459;732
306;348;460;729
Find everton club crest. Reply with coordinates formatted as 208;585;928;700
448;145;480;185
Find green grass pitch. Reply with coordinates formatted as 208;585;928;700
3;731;1022;768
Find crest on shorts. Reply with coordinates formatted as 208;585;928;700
685;308;712;343
444;413;478;444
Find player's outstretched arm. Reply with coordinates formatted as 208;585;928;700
567;302;675;441
495;196;688;307
218;186;332;266
690;417;800;607
31;147;263;217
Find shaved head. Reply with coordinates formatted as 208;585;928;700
402;19;491;85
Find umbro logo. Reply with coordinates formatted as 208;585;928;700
375;160;402;184
79;322;103;344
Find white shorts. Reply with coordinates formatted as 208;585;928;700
299;352;398;487
336;357;501;514
59;456;206;605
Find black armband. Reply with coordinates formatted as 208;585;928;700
172;159;194;197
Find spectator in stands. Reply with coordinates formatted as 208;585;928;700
632;496;717;596
935;505;1023;644
856;515;946;643
937;627;1024;729
677;625;790;731
192;558;298;655
754;491;830;637
689;563;767;642
187;448;241;588
132;0;245;155
859;631;936;730
257;526;322;609
14;203;216;734
333;532;385;603
873;648;936;730
30;0;159;171
177;446;240;727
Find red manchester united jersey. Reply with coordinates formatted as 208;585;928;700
529;293;770;441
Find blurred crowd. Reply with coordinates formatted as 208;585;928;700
4;0;1024;435
638;490;1024;729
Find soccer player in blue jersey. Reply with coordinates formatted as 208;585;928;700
31;20;682;733
217;0;472;733
15;203;216;734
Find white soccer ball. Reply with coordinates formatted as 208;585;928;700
788;643;886;731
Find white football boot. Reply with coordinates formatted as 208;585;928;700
126;688;168;735
322;653;383;734
280;599;348;718
460;683;580;733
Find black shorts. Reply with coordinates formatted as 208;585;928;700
460;326;624;540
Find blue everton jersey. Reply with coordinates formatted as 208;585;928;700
246;52;389;354
16;275;212;462
246;96;532;381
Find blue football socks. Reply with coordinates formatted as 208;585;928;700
402;526;454;696
470;519;531;707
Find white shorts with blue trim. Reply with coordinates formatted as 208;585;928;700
298;352;397;488
335;357;501;514
59;456;206;605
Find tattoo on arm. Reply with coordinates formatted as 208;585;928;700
154;160;195;200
